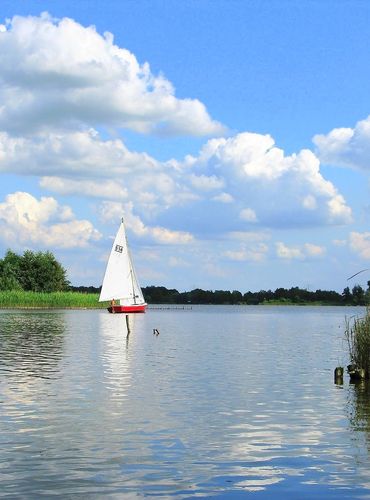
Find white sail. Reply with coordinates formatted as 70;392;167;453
99;219;145;305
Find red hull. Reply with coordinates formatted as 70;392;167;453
108;304;147;314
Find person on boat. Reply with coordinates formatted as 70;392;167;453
111;298;116;312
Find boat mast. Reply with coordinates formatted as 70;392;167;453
130;269;137;304
123;218;138;304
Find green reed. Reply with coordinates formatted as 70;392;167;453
0;290;108;309
345;307;370;378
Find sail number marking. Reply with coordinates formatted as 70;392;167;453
115;245;124;253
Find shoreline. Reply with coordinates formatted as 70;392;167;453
0;303;363;310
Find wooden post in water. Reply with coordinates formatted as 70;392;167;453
125;314;130;337
334;366;344;384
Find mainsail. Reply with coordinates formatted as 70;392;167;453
99;219;145;306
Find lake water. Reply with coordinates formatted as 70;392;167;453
1;305;370;499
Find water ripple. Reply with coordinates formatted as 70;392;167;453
0;306;369;498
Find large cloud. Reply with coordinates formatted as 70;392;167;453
0;14;353;236
313;116;370;170
0;129;197;214
0;128;352;233
0;13;224;136
171;132;353;230
0;191;101;248
0;129;157;176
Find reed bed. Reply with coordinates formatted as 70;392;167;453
0;290;108;309
345;307;370;378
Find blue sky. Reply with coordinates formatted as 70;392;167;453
0;0;370;293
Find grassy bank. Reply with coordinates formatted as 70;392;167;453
0;290;108;309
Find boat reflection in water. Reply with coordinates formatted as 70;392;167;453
98;311;135;393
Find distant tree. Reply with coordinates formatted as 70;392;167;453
212;290;230;304
352;285;366;306
243;291;259;304
342;286;352;304
365;281;370;305
70;285;101;294
188;288;213;304
313;289;342;304
231;290;243;304
142;286;179;304
274;288;287;300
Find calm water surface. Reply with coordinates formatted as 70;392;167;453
1;305;370;499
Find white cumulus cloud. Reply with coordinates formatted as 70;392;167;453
349;232;370;259
0;129;198;216
0;129;157;177
99;201;194;245
0;192;101;248
276;242;303;260
189;174;224;191
304;243;326;257
240;208;258;222
212;192;234;203
0;13;224;137
223;242;268;262
0;126;353;235
276;241;326;260
180;132;353;228
313;115;370;170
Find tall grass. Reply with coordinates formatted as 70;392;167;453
0;290;108;309
345;307;370;378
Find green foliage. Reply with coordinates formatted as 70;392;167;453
0;250;22;290
143;286;180;304
352;285;366;306
142;285;352;305
345;308;370;378
0;274;22;291
0;249;69;292
342;286;352;304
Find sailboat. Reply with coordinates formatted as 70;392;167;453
99;218;147;313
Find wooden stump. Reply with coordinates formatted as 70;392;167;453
334;366;344;384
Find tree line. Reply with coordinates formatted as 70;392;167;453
1;249;369;305
69;284;370;305
140;285;370;306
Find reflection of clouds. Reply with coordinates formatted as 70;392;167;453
0;311;65;379
236;473;284;492
3;306;370;498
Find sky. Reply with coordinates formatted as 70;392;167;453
0;0;370;293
